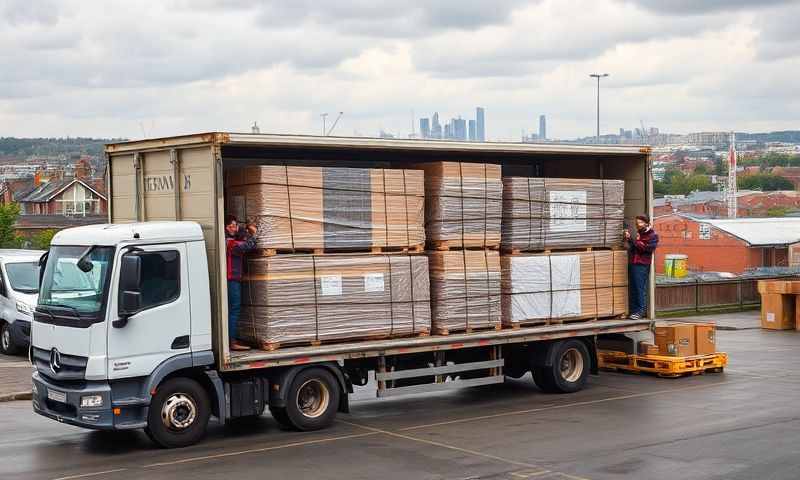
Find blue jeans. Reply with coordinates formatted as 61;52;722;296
228;280;242;341
628;264;650;316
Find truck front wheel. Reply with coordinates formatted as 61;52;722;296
145;377;211;448
533;340;590;394
280;368;340;431
0;322;20;355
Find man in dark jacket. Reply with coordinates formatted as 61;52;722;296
226;215;257;351
625;214;659;320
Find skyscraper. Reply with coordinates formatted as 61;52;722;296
476;107;485;142
468;120;477;141
420;118;431;139
539;115;546;141
453;117;467;141
431;112;442;139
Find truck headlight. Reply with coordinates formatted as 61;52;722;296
16;302;33;315
80;395;103;408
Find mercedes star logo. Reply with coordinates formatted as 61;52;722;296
50;348;62;374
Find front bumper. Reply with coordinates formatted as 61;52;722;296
32;371;115;430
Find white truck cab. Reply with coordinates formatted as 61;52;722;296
31;222;216;446
0;249;45;355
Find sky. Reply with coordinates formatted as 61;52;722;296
1;0;799;141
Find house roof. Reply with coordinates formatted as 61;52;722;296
702;217;800;246
13;214;107;230
15;177;106;203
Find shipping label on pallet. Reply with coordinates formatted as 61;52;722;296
549;190;587;232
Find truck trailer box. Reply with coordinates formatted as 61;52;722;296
105;133;654;370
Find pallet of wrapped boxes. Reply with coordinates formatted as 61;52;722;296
238;254;431;350
500;250;628;327
501;177;625;252
428;249;502;335
412;161;502;250
226;165;425;253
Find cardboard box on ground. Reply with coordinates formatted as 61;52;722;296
653;322;717;357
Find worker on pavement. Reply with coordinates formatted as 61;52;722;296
226;215;257;351
625;214;659;320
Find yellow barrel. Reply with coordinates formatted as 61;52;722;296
664;254;688;278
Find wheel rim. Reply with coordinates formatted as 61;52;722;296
161;393;197;431
1;328;10;351
560;348;584;383
296;379;330;419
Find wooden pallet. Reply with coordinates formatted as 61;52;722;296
258;329;430;352
501;246;625;256
430;240;500;252
257;244;424;256
598;350;728;378
433;323;502;336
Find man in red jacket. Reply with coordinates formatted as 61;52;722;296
625;214;659;320
226;215;257;351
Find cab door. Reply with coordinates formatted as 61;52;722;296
106;244;191;380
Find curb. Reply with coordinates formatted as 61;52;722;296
0;391;32;402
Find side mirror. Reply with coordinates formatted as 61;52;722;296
38;251;48;288
114;254;143;328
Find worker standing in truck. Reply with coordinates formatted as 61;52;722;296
226;215;257;351
624;214;659;320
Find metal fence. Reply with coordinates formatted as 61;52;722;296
655;275;799;313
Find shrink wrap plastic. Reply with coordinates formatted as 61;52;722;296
412;162;502;248
501;250;628;325
428;250;501;333
239;254;431;347
227;165;424;251
501;177;625;251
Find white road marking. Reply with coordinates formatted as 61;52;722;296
52;468;127;480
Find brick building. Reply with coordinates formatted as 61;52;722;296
654;214;800;274
654;190;800;218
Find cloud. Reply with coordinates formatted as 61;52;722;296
0;0;798;140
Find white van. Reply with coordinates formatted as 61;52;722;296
0;249;45;355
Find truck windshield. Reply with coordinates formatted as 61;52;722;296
38;246;115;316
5;262;40;294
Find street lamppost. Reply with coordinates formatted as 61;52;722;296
589;73;608;144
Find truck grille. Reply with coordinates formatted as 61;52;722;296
32;347;88;382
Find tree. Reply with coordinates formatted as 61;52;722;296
693;164;709;175
31;229;57;250
0;203;22;248
767;207;789;217
738;174;795;191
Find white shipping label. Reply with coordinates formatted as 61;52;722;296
767;312;775;323
364;273;385;293
232;195;246;222
320;275;343;296
549;190;587;232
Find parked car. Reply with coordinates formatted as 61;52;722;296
0;249;45;355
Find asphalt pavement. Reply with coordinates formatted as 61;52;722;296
4;311;800;480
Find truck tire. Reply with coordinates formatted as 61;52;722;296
269;407;292;429
0;322;20;355
533;340;590;394
145;377;211;448
282;368;340;431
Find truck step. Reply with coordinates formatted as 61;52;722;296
598;350;728;378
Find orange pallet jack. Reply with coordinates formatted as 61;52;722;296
598;350;728;378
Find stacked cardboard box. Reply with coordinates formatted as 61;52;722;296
501;177;625;251
653;322;716;357
500;250;628;326
226;165;424;251
757;280;799;330
238;254;431;348
428;250;501;333
412;162;502;248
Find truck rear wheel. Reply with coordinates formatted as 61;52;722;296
145;377;211;448
281;368;340;431
533;340;590;394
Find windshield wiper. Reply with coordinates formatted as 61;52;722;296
39;303;82;318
